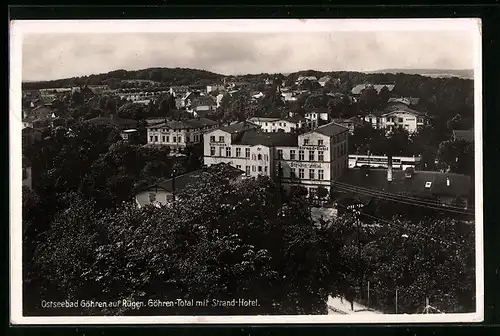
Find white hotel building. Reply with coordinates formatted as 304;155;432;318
364;103;427;133
203;121;349;197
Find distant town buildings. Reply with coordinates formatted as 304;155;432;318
351;84;396;96
247;116;304;133
363;103;427;133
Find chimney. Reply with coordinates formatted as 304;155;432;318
387;155;393;182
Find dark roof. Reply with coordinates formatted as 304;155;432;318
286;114;306;123
339;168;471;199
312;122;349;136
220;121;260;134
192;96;216;106
138;163;244;193
370;103;426;117
85;116;138;128
235;129;298;147
452;130;474;142
351;84;396;95
148;117;217;130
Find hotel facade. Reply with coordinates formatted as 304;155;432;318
203;121;349;197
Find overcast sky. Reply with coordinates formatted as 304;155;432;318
22;31;475;81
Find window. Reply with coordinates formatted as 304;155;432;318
173;136;177;143
186;136;190;143
246;166;250;175
264;166;268;174
210;135;215;142
291;168;296;178
219;147;223;156
258;166;263;172
226;147;231;157
154;135;158;142
257;154;262;160
264;154;269;161
299;168;305;179
236;165;241;169
272;123;276;126
162;136;166;142
178;136;182;143
299;150;304;161
219;136;225;143
309;169;315;180
398;117;403;123
318;151;324;161
265;122;268;126
290;150;296;160
309;150;315;161
210;146;215;156
252;165;256;172
318;170;324;180
318;139;324;146
245;148;250;158
236;148;242;157
278;149;283;159
166;136;169;142
303;138;310;145
252;154;256;160
149;136;153;142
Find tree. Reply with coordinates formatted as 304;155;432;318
117;102;146;120
377;86;391;109
436;139;474;175
358;86;379;113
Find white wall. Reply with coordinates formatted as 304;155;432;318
135;189;172;208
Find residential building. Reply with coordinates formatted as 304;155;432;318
203;122;282;178
295;76;318;85
204;121;349;198
146;117;218;150
134;163;245;208
22;156;32;190
85;114;138;131
388;97;420;106
363;103;427;133
206;84;224;94
169;86;190;97
189;96;217;117
276;122;349;197
338;167;472;209
120;129;140;142
304;109;330;128
331;117;365;134
247;116;304;133
452;129;474;142
351;84;396;96
318;75;332;87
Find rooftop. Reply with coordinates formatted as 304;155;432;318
235;129;298;147
452;129;474;142
339;168;471;199
310;122;349;137
220;121;260;134
351;84;396;95
147;117;217;130
137;163;245;193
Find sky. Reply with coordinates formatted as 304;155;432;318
22;30;476;81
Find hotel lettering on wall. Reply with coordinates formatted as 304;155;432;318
289;162;323;169
210;142;228;147
300;146;328;151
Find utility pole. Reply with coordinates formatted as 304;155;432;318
395;288;398;314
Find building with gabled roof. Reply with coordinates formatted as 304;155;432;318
351;84;396;95
363;103;428;133
134;163;245;208
248;116;304;133
146;117;219;150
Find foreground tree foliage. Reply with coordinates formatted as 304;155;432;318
25;176;349;316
